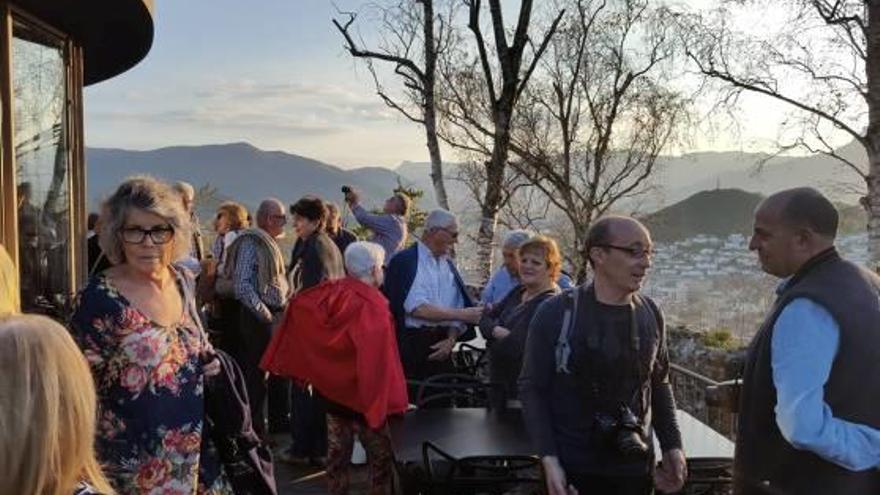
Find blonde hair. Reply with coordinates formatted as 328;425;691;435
216;201;249;231
99;175;193;265
519;235;563;281
0;314;113;495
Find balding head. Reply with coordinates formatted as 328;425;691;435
256;198;286;238
586;216;652;267
759;187;838;240
750;188;837;277
586;215;654;303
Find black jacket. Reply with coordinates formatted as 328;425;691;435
205;350;277;495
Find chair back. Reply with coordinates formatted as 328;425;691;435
421;441;545;495
410;373;500;409
682;457;733;495
454;342;488;378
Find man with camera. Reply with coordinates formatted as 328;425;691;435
342;186;409;259
520;216;686;495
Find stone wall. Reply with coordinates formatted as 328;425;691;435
667;325;746;440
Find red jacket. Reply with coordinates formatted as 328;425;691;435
260;277;408;429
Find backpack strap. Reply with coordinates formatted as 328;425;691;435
555;287;580;374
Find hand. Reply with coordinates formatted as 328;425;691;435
460;306;484;324
654;448;687;493
345;189;360;205
427;336;455;361
492;326;511;339
201;258;217;276
202;355;221;377
542;456;578;495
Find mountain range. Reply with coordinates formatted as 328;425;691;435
86;141;867;229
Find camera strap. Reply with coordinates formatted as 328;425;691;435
555;286;581;374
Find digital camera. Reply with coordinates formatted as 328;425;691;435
594;404;650;459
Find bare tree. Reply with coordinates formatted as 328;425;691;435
680;0;880;266
334;0;454;210
437;0;564;282
509;0;688;281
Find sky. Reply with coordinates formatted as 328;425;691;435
83;0;846;170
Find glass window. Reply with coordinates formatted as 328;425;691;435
13;20;70;316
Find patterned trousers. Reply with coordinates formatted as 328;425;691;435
326;413;394;495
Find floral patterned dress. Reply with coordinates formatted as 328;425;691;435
70;270;233;495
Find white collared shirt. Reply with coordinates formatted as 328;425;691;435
403;241;465;329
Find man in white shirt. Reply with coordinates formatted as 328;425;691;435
383;209;483;383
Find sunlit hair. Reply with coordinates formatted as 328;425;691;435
99;175;192;265
0;314;113;495
216;201;249;231
519;235;562;281
345;241;385;280
290;195;328;229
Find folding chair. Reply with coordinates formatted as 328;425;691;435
681;457;734;495
421;441;545;495
409;373;499;409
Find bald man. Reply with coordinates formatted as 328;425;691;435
520;216;686;495
224;197;291;437
735;188;880;494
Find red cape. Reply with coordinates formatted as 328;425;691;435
260;277;408;429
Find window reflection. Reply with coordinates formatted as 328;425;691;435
14;21;70;316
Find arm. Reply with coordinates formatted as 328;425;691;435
772;298;880;471
233;239;273;323
352;204;399;238
650;305;683;453
648;303;686;493
403;270;481;327
479;289;515;341
519;301;563;458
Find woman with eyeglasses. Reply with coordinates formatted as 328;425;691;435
70;176;233;494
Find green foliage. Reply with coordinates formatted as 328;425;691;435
394;179;427;238
701;328;737;350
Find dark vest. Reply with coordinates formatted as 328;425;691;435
734;249;880;495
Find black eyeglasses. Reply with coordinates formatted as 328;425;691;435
120;226;175;244
595;244;655;260
440;227;459;240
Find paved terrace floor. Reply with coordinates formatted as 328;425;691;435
272;435;373;494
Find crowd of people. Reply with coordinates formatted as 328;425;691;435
0;175;878;495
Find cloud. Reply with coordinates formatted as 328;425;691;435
89;108;345;137
191;79;399;123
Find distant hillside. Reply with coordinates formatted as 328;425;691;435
86;143;416;215
642;188;866;242
642;189;764;242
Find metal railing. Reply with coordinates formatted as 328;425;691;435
669;363;739;441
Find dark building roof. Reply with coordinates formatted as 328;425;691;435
16;0;154;85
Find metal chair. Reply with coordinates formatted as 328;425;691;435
421;441;545;494
454;342;489;378
409;373;500;409
682;457;734;495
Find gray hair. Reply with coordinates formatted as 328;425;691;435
423;209;457;233
344;241;385;280
99;176;193;265
172;181;195;202
256;198;284;225
502;229;532;250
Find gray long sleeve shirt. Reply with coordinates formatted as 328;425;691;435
351;204;406;259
